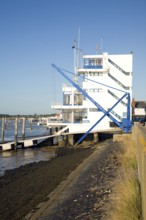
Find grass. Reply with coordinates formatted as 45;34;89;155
110;134;142;220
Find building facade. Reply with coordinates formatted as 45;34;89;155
52;52;133;133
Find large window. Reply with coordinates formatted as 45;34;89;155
84;58;103;69
63;94;71;105
74;94;83;105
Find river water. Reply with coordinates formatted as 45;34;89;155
0;118;55;176
0;147;56;176
0;118;50;143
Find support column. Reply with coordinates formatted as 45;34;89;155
93;132;99;143
68;134;74;146
71;111;74;123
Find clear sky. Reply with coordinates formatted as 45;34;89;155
0;0;146;115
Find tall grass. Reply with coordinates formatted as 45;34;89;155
110;134;142;220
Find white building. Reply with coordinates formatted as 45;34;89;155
51;52;133;133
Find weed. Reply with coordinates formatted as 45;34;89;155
110;134;142;220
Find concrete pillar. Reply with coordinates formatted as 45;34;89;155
68;134;74;146
93;133;99;143
71;111;74;123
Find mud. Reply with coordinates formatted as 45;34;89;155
0;147;94;220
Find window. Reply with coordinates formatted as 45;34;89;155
63;94;71;105
89;88;102;92
84;58;103;69
89;108;102;112
89;72;103;76
89;108;98;112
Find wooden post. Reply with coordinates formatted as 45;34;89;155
30;118;32;130
4;117;7;129
1;117;5;143
14;117;18;150
50;128;52;135
22;117;26;140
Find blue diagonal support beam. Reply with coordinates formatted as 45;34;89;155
75;93;127;146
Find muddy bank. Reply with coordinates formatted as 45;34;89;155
0;147;94;220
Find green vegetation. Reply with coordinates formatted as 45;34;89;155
110;135;142;220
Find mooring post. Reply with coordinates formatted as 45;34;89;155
14;117;18;150
4;117;7;129
22;117;26;140
1;117;5;143
30;118;32;130
50;128;52;135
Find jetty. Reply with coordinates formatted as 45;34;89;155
0;125;121;151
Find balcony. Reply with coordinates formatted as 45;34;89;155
51;104;84;110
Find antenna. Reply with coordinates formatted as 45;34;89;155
72;28;83;81
72;39;77;74
77;28;80;69
72;28;81;75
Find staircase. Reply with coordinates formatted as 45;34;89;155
108;90;127;106
108;73;130;90
108;58;130;75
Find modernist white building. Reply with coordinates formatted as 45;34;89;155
51;52;133;133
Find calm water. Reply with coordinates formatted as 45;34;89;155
0;119;50;143
0;118;54;176
0;147;56;176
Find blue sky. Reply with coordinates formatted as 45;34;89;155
0;0;146;115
